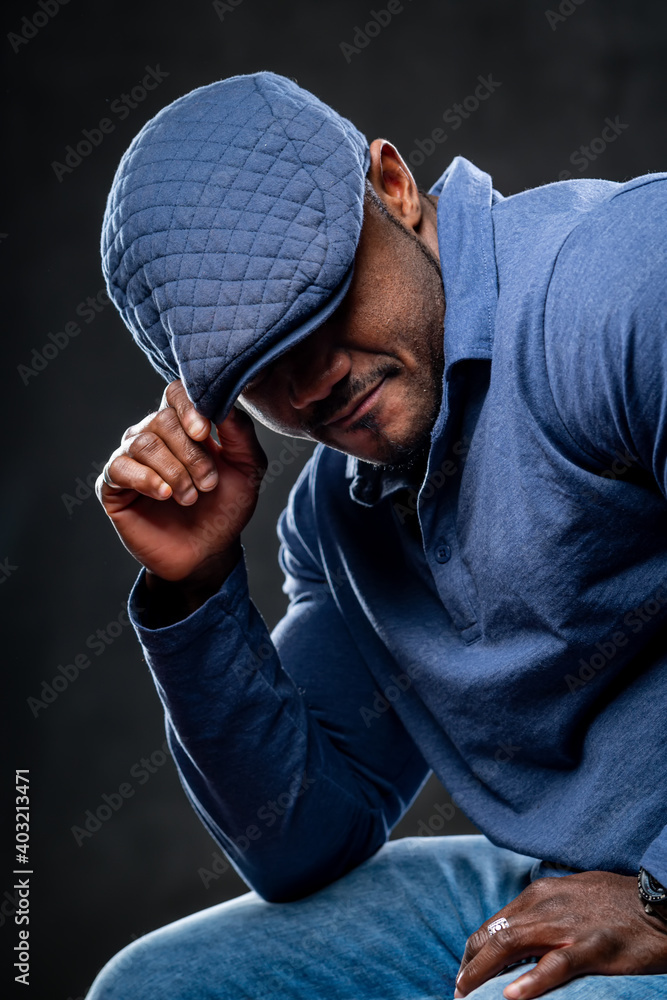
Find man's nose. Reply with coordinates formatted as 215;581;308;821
288;341;351;410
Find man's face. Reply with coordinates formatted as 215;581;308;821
239;187;445;470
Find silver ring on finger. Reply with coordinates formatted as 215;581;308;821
488;917;510;937
102;461;125;490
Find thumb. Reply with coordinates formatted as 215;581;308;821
215;406;266;470
216;404;255;445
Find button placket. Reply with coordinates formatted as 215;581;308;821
419;486;479;636
435;542;452;564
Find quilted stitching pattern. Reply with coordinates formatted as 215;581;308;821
101;72;370;421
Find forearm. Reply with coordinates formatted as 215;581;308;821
128;555;418;901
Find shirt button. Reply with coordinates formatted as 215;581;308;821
435;542;451;564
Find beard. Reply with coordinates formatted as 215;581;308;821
377;434;433;476
354;390;438;478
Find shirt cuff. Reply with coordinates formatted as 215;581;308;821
640;827;667;887
529;859;584;881
127;552;250;656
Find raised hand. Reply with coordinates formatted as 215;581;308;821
95;380;267;590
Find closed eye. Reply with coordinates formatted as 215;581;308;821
242;371;266;393
243;359;279;394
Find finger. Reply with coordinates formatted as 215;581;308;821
130;408;220;495
456;925;545;997
460;925;488;971
459;910;517;973
458;890;533;977
97;456;173;501
101;459;128;491
162;379;211;441
502;946;587;999
123;428;212;505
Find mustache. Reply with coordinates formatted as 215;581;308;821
305;361;401;431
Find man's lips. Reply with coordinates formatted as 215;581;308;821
323;377;387;430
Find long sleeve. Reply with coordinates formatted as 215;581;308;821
126;464;429;902
544;173;667;884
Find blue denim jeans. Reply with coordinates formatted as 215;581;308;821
85;835;667;999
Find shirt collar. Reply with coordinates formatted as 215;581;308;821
346;156;502;507
345;453;421;508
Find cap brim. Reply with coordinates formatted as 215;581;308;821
209;260;356;425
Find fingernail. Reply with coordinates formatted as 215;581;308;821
200;472;218;489
189;417;207;437
158;482;172;498
182;488;198;504
453;991;463;999
503;983;523;999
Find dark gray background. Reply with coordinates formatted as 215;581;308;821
4;0;667;996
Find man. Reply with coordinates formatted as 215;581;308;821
88;71;667;998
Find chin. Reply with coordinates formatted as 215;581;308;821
377;437;432;474
336;419;433;472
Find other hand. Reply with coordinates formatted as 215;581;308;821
454;870;667;999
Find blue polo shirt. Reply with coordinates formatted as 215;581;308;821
127;156;667;902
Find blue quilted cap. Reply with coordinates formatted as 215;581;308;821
101;71;370;423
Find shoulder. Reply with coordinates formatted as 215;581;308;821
548;174;667;292
543;175;667;464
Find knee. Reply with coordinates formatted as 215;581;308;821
84;897;263;999
85;933;177;999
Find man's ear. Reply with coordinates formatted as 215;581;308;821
366;138;422;231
